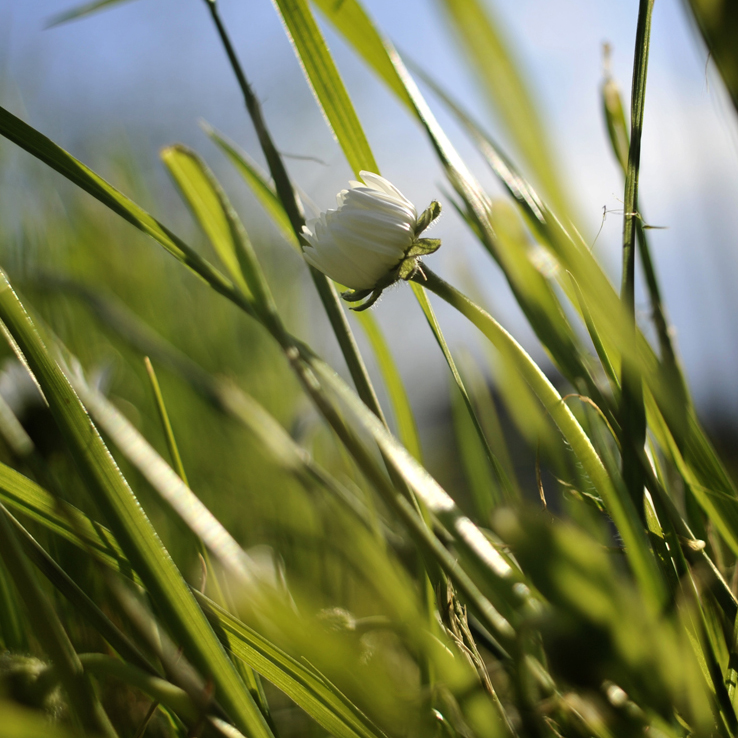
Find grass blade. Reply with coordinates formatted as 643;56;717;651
414;267;666;608
202;124;298;250
411;281;515;507
270;0;378;176
0;271;274;738
436;0;568;215
0;504;117;737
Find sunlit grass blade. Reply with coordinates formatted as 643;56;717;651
144;357;189;485
0;271;274;738
162;144;253;298
270;0;378;176
412;267;666;608
0;504;117;737
0;106;251;315
312;0;413;109
67;365;256;583
411;281;514;508
202;123;299;250
304;353;523;630
436;0;569;216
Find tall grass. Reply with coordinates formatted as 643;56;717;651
0;1;737;737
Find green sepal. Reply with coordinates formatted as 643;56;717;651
349;288;384;311
405;238;442;258
414;200;442;236
341;287;374;302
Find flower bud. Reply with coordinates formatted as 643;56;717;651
302;172;441;310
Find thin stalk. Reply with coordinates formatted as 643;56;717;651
413;267;665;609
143;357;276;731
620;0;654;515
203;0;386;427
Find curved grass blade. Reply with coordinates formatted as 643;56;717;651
0;272;274;738
0;106;253;317
436;0;569;216
196;593;390;738
161;145;284;336
410;281;515;506
269;0;378;176
162;145;252;298
413;267;666;609
397;61;738;555
202;123;298;250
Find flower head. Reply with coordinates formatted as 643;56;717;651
302;172;441;310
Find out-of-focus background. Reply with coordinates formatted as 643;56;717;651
2;0;738;486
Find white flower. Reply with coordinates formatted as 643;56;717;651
301;172;441;310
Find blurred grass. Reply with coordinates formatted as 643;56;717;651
1;0;738;737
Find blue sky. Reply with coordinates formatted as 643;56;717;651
4;0;738;420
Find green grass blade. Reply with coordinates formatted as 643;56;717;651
0;106;252;314
436;0;568;215
304;352;523;630
353;312;423;462
410;281;515;507
0;459;392;738
0;272;274;738
144;357;189;485
0;460;137;580
202;123;299;250
7;510;156;675
196;593;390;738
312;0;413;109
0;505;117;737
619;0;654;515
415;267;666;609
0;557;27;651
161;145;253;298
402;66;738;555
270;0;378;176
68;367;256;583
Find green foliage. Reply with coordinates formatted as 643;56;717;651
0;1;737;736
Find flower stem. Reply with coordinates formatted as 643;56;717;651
413;267;665;608
620;0;654;517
